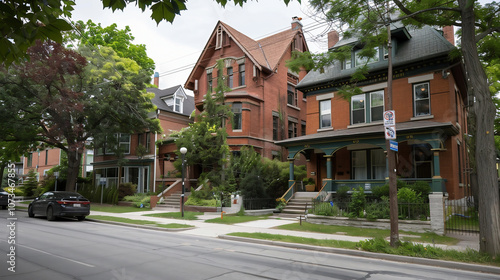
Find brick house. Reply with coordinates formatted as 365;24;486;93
92;81;194;193
276;24;469;199
23;148;93;182
184;17;309;160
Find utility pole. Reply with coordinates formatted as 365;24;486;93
385;14;399;247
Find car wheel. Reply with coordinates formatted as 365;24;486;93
28;205;35;218
77;216;86;221
46;206;56;221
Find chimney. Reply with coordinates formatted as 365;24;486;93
443;26;455;46
327;30;339;49
291;16;303;30
153;72;159;87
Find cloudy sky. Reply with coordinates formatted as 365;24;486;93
71;0;331;90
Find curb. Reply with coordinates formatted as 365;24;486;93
218;235;500;275
82;218;195;232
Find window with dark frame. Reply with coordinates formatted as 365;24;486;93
232;102;242;130
288;120;297;138
227;67;233;88
287;84;297;106
351;90;384;125
239;64;245;86
301;121;306;136
207;72;213;92
273;115;279;140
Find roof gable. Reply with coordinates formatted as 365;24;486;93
185;20;308;90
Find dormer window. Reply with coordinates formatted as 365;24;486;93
354;47;379;67
164;97;174;107
175;96;183;113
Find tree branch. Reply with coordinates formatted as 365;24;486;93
476;26;500;43
391;0;462;26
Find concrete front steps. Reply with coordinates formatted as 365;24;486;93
274;192;317;218
154;191;183;209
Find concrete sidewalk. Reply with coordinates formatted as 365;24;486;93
87;209;500;275
89;208;480;251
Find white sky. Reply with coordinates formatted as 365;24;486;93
71;0;330;90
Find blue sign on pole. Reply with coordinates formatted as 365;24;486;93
390;140;398;152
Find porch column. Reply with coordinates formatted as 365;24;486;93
288;158;295;188
323;155;334;192
431;150;445;192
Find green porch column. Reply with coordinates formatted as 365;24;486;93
431;150;444;192
324;155;334;192
288;158;295;189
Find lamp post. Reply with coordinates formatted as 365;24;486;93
180;147;187;217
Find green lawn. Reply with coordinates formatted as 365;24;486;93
228;232;500;267
277;222;458;245
205;214;271;224
229;232;358;249
144;211;202;220
87;215;194;229
90;204;152;213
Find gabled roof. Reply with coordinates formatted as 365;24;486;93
298;25;456;91
185;20;308;90
147;85;195;117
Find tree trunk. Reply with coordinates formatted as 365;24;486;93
0;161;6;189
460;0;500;256
65;150;82;192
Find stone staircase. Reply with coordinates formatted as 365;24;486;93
274;192;317;218
154;191;183;209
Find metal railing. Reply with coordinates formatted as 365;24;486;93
243;198;276;210
280;181;297;203
445;196;479;234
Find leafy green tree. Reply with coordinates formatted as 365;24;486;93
172;60;234;194
290;0;500;257
0;40;160;191
0;0;296;66
65;20;155;77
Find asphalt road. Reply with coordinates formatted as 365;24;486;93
1;210;499;280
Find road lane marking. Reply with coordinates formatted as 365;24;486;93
18;244;95;267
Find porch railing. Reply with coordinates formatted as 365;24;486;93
315;181;328;202
280;181;297;203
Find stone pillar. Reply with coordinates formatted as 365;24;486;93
429;193;445;235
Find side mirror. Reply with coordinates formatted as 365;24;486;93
34;197;39;201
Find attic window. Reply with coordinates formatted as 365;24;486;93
215;26;229;49
164;97;174;107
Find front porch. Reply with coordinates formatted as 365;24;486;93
277;120;460;199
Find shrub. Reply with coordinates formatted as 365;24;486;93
118;183;137;200
365;196;390;220
348;187;366;218
397;187;423;203
311;202;339;216
123;194;151;208
303;177;315;185
21;170;40;197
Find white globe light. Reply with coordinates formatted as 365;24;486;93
180;147;187;154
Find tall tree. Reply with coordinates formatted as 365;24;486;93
289;0;500;256
65;20;156;77
0;0;296;67
170;60;234;193
0;40;161;191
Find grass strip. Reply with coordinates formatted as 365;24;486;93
228;232;499;266
205;214;271;224
277;222;458;245
144;211;202;220
90;205;152;213
228;232;358;250
88;215;193;229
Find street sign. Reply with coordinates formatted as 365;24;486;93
385;126;396;140
383;110;395;127
390;140;398;152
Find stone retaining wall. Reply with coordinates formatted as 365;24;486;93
306;214;432;233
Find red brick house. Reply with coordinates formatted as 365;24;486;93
277;24;469;199
185;17;309;160
92;82;195;193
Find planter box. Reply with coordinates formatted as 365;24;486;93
306;214;432;233
305;184;315;192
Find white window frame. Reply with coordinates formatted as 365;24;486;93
319;100;332;128
413;82;431;116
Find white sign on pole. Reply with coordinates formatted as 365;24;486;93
385;126;396;140
383;110;396;127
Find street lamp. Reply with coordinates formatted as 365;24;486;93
180;147;187;217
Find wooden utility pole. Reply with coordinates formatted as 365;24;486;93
385;18;399;247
